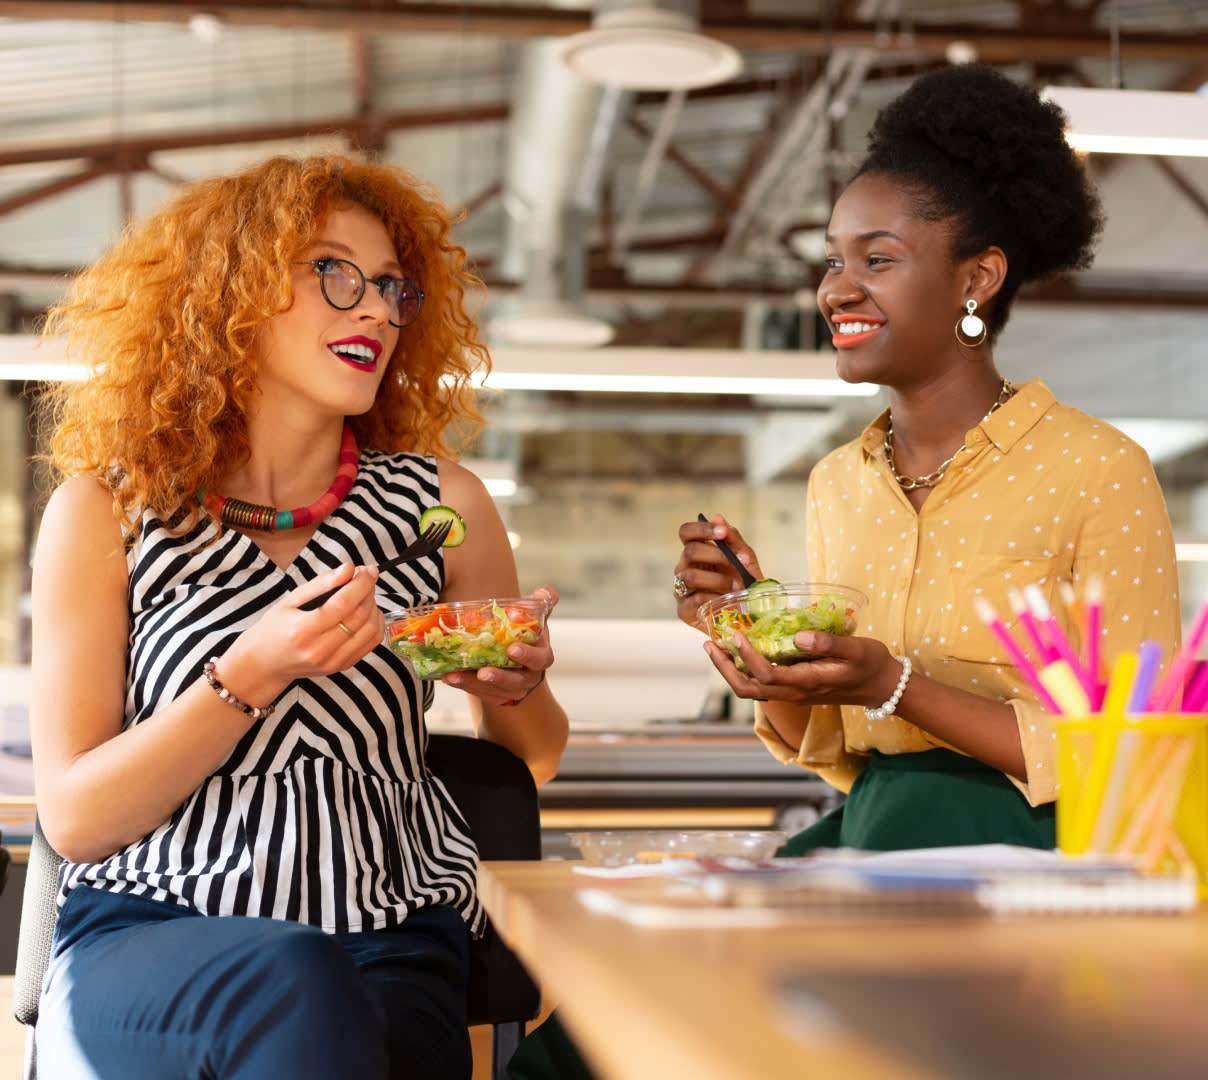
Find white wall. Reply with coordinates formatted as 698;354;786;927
427;618;718;730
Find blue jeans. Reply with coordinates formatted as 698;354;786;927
38;885;472;1080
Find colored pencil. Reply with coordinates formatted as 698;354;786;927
1149;598;1208;712
972;596;1063;713
1038;658;1092;716
1023;584;1095;703
1008;588;1054;665
1126;640;1164;715
1084;576;1104;709
1181;661;1208;715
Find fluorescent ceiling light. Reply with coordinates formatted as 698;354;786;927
479;371;868;397
1105;418;1208;465
482;346;876;398
0;336;84;379
1041;85;1208;157
1;335;873;399
1176;543;1208;563
461;458;518;499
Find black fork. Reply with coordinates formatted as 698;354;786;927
299;518;453;611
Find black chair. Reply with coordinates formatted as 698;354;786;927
427;732;544;1076
13;733;542;1080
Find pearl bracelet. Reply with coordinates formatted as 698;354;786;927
202;658;276;721
863;656;912;722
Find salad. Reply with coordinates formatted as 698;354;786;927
386;599;547;679
703;587;864;673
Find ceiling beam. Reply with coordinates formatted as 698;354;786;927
1151;158;1208;224
0;162;117;217
3;260;1206;312
0;3;1203;62
625;113;738;212
0;102;510;169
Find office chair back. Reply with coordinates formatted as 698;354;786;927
13;733;543;1080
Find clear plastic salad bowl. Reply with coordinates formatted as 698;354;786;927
385;597;551;679
697;581;868;673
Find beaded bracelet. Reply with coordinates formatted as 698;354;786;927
202;658;277;721
863;655;912;722
500;670;546;708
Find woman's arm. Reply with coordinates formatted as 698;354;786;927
31;477;386;863
709;631;1028;778
435;460;568;785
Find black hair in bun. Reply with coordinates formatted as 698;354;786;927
855;64;1104;338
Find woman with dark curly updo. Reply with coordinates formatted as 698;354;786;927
31;154;568;1079
672;64;1181;854
509;64;1183;1080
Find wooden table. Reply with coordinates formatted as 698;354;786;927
479;861;1208;1080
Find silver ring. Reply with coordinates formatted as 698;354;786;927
673;575;690;598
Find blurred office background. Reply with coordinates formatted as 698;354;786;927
0;0;1207;727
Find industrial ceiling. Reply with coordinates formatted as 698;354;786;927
1;0;1206;490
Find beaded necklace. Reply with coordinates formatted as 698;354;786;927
199;424;358;532
884;378;1014;491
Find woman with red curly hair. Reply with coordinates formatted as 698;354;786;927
30;154;568;1080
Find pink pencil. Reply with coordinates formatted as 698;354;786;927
1007;588;1055;666
973;596;1064;713
1150;598;1208;712
1023;584;1095;703
1182;661;1208;715
1083;576;1105;710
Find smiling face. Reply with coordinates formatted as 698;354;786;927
256;203;403;420
819;172;979;390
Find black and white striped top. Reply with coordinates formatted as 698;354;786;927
59;451;482;933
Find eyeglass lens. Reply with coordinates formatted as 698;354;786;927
317;258;422;328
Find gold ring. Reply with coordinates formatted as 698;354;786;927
337;620;354;637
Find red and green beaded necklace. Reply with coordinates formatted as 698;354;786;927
199;423;359;532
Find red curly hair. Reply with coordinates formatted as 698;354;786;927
38;153;489;533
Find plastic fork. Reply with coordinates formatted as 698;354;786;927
299;518;453;611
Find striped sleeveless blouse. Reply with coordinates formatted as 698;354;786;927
58;451;482;934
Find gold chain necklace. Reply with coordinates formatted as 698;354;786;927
884;378;1014;491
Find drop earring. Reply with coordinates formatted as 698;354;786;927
955;298;987;347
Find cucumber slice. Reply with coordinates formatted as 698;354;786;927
746;578;781;615
419;505;466;548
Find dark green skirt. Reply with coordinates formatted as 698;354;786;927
778;747;1055;855
507;748;1055;1080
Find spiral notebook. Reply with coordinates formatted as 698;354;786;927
574;845;1199;926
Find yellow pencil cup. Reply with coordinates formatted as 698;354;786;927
1055;714;1208;896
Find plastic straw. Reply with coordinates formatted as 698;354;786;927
1149;597;1208;712
972;596;1063;713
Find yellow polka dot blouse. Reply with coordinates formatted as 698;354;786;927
754;378;1182;806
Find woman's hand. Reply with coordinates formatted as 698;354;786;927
440;586;559;706
674;514;763;629
704;628;902;710
218;564;387;706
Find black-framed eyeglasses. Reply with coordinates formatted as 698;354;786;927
298;257;424;328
